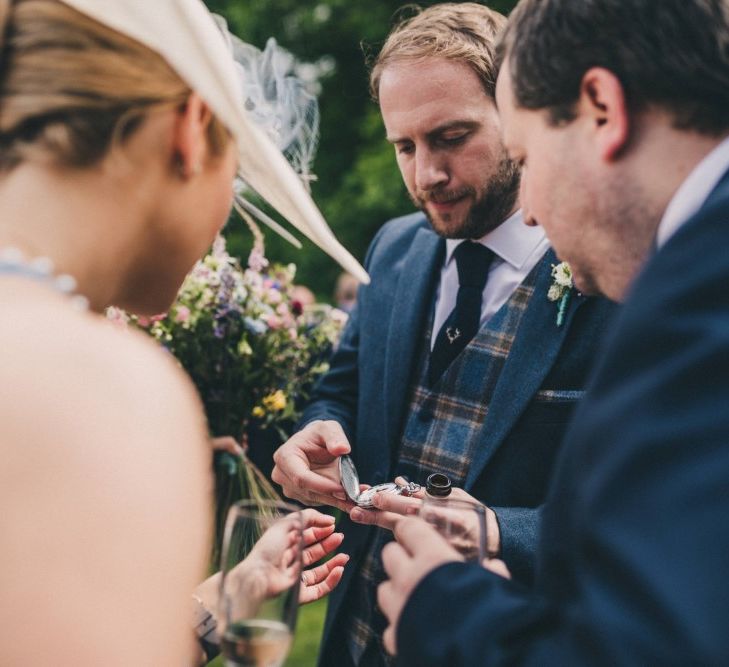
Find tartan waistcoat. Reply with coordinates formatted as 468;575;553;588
344;262;541;666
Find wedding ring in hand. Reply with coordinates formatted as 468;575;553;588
419;496;487;562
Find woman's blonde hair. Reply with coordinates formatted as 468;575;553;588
0;0;230;172
369;2;506;102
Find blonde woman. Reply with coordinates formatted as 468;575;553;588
0;0;359;664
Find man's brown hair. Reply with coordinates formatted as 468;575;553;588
369;2;506;102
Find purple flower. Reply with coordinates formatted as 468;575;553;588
248;247;269;273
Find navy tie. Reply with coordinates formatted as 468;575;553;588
429;241;494;384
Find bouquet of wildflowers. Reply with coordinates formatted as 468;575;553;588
108;233;346;558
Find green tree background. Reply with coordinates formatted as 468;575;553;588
204;0;517;300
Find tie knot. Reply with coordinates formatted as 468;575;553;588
453;241;493;289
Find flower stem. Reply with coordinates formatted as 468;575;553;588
557;291;571;327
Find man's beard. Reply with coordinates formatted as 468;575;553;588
414;157;521;239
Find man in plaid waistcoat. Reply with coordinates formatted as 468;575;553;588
272;4;616;666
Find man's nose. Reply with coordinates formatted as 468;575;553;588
414;148;448;193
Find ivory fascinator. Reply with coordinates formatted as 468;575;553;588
58;0;369;284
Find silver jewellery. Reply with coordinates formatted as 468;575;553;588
338;455;421;509
0;247;89;311
446;326;461;344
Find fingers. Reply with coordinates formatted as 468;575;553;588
302;532;344;566
300;509;336;533
349;507;401;531
392;516;433;557
383;623;397;656
210;436;244;457
314;420;351;457
272;444;343;499
372;491;422;516
482;557;511;580
449;487;480;503
378;521;462;657
272;421;352;507
300;553;349;588
378;579;399;654
378;541;413;656
293;491;354;513
302;523;335;547
299;553;350;604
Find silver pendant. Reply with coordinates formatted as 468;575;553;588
338;455;421;508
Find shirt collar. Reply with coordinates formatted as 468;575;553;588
444;209;546;269
657;134;729;248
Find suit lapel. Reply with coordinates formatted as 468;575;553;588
383;226;444;456
465;249;586;488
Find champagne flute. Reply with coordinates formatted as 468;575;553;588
219;500;302;667
419;495;487;562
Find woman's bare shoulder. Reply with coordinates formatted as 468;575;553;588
1;298;204;446
0;295;211;664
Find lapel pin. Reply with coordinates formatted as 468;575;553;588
446;327;461;344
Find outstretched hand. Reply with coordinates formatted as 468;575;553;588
298;509;349;604
195;509;348;625
241;508;348;604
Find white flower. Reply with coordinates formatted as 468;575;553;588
551;262;573;288
547;284;562;302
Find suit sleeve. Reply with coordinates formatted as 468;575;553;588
397;209;729;665
298;298;361;441
298;224;389;441
491;505;541;583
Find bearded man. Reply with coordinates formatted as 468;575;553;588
272;4;615;666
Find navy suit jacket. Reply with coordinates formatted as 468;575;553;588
397;173;729;665
301;213;615;664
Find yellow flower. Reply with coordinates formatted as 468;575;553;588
262;390;287;412
252;406;265;418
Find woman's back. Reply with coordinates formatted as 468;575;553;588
0;282;211;665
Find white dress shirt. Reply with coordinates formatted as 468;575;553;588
431;210;550;349
657;134;729;249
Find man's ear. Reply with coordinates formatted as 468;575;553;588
171;92;213;178
578;67;630;162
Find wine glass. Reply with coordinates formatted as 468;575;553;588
419;495;487;562
218;500;303;667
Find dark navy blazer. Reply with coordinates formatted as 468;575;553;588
300;213;616;665
396;173;729;665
